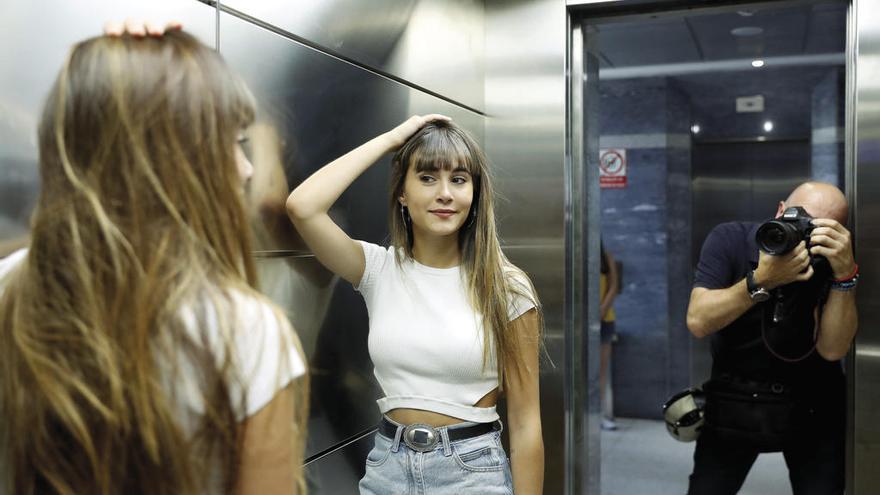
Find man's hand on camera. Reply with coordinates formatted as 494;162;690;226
754;241;813;290
809;218;856;279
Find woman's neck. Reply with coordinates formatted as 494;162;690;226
411;233;461;268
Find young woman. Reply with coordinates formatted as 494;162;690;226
286;116;544;494
0;24;308;495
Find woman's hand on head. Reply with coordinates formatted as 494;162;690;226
385;114;452;150
103;19;182;37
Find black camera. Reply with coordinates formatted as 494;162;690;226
755;206;815;255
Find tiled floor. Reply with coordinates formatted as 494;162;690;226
601;418;793;495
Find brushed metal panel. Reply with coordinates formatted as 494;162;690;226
0;0;215;253
852;0;880;492
219;0;485;112
221;10;485;459
485;1;566;493
304;429;374;494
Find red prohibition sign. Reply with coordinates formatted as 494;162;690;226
600;150;625;176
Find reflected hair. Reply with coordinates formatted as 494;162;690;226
389;121;542;385
0;31;307;494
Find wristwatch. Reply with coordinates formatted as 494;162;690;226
746;270;771;302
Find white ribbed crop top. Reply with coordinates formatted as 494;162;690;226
355;241;536;423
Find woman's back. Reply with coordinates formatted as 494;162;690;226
0;29;307;495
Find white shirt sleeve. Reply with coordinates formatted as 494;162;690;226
174;292;307;422
506;267;538;321
355;240;391;297
230;294;307;418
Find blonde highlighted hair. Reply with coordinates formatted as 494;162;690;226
389;121;541;385
0;31;307;494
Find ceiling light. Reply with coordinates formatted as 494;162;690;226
691;124;701;134
737;9;757;17
731;26;764;37
763;121;774;132
751;59;765;68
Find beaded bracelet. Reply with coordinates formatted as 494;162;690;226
831;264;859;291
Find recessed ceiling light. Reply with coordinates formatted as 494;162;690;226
731;26;764;37
764;121;774;132
752;59;765;68
691;124;701;134
737;9;757;17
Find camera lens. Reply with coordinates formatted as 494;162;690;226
756;221;799;254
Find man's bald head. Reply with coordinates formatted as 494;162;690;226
776;182;848;224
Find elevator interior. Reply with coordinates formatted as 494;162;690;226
570;0;879;493
2;0;880;493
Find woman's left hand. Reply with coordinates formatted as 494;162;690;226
103;18;182;37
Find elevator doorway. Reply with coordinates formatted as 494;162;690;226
569;1;850;493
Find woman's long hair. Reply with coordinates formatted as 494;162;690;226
0;32;307;494
389;121;542;385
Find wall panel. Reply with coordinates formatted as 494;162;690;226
220;0;485;111
485;1;567;494
852;0;880;491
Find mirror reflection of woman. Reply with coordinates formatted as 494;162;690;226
287;116;544;494
0;23;308;495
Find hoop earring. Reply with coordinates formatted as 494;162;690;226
400;204;408;226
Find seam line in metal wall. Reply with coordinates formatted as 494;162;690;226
303;427;377;466
214;0;220;50
195;0;487;117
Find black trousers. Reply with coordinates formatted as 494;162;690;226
687;419;845;495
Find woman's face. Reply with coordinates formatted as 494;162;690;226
400;162;474;239
235;134;254;184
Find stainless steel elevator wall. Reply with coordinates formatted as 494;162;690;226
852;0;880;491
221;0;486;111
485;2;567;493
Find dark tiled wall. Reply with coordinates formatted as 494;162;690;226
599;78;691;418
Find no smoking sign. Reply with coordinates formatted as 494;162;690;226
599;148;627;189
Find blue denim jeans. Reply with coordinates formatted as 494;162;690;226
358;419;514;495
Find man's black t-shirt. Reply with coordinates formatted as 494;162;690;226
694;221;843;402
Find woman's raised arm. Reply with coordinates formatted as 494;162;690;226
285;114;449;285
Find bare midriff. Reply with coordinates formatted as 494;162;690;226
385;388;499;427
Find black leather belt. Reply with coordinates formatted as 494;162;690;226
379;417;501;452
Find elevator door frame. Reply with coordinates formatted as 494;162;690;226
565;0;860;493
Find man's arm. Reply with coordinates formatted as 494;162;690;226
687;281;754;338
810;218;858;360
687;241;813;338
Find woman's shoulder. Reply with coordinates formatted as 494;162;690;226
502;261;534;292
357;240;396;258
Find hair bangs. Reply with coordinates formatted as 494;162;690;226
227;72;256;130
410;127;480;177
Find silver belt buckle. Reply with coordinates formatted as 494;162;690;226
403;424;439;452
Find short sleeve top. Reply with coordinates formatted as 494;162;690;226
356;241;536;423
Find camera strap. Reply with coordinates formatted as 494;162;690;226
761;290;819;363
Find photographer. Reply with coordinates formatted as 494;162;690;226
686;182;857;495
